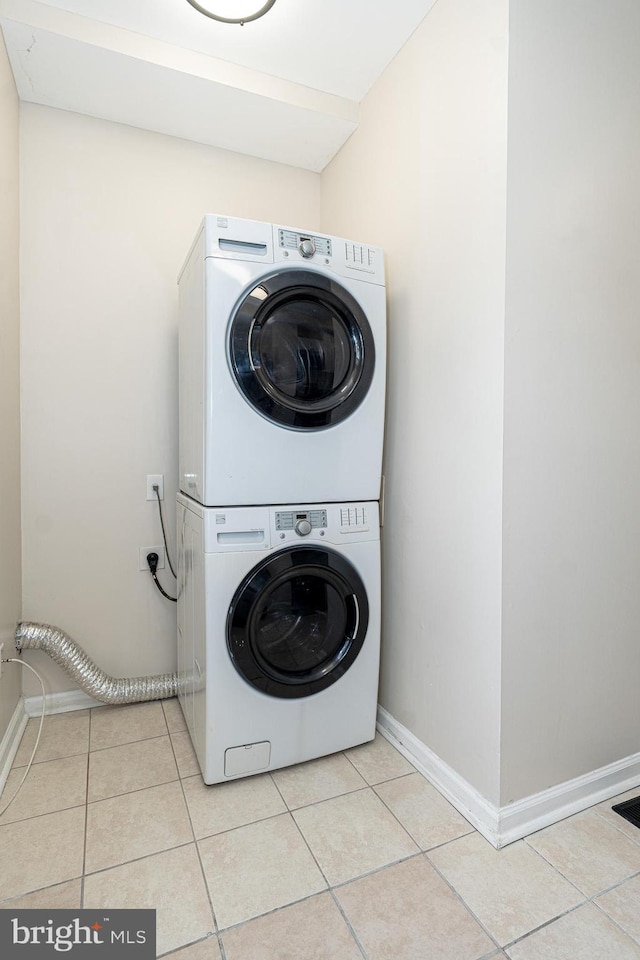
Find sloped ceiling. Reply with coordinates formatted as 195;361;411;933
0;0;436;171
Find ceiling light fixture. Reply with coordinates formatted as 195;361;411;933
185;0;276;25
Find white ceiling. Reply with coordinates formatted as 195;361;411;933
0;0;436;171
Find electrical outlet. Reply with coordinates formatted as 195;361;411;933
146;474;164;501
140;546;165;571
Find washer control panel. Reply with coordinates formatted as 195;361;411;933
275;509;327;537
278;229;332;258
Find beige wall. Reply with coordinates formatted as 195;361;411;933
500;0;640;802
0;33;22;734
323;0;640;811
19;104;320;695
322;0;509;804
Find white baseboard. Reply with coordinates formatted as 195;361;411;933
376;705;502;845
376;705;640;848
496;750;640;846
24;688;106;718
1;689;105;798
0;698;29;798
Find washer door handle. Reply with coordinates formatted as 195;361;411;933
350;594;360;641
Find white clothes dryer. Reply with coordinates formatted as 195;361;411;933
177;493;381;784
178;215;386;507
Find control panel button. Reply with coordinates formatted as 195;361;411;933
299;238;316;259
295;518;312;536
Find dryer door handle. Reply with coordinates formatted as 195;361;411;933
349;594;360;642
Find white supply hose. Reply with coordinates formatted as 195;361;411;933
0;659;46;818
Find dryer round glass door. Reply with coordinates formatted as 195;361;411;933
226;546;370;698
229;270;375;430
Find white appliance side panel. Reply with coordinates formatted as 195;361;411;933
178;227;206;503
177;501;193;742
176;500;189;733
192;518;207;774
177;499;206;778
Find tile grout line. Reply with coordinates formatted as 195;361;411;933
0;799;89;829
276;781;369;811
422;849;503;954
521;831;636;901
258;771;368;957
80;709;93;906
365;779;507;951
590;866;640;901
522;834;585;891
472;861;640;953
285;781;422;891
499;902;591;953
82;840;198;882
155;933;220;960
592;803;640;847
371;770;475;853
82;708;219;960
327;887;370;960
341;745;419;789
170;725;223;953
592;893;640;948
9;709;94;770
88;731;175;756
88;701;216;956
1;709;91;906
427;826;640;953
267;773;335;892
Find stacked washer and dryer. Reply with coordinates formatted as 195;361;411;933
176;215;386;784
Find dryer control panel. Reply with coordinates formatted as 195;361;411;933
278;229;332;258
273;223;384;284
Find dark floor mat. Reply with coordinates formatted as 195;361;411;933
612;795;640;830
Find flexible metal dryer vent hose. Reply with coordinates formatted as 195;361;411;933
15;621;178;704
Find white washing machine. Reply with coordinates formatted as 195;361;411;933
178;215;386;507
177;493;381;784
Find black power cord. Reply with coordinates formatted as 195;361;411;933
147;551;177;603
153;484;176;578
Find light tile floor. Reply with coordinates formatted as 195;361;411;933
0;699;639;959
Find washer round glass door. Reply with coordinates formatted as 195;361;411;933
229;270;375;430
227;546;369;699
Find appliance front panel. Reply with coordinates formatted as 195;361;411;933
200;535;381;784
178;217;386;507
